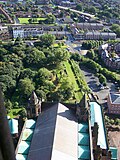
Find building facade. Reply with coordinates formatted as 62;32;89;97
107;92;120;114
12;25;64;39
27;91;41;119
75;23;104;31
99;44;120;70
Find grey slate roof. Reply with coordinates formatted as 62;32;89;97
110;92;120;104
27;103;78;160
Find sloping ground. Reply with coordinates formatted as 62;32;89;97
64;61;83;102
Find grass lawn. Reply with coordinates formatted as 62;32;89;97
8;108;23;118
18;17;46;24
116;73;120;79
52;43;67;48
64;61;83;102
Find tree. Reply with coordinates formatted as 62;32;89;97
48;90;64;101
24;48;45;67
0;47;7;55
0;75;16;93
18;78;35;98
59;78;74;100
110;24;120;37
4;99;12;113
86;50;95;59
84;6;96;14
0;47;8;60
45;14;56;24
36;89;46;100
82;42;92;50
35;68;53;85
51;48;70;65
21;68;36;80
18;108;27;118
43;80;55;92
59;11;64;18
28;18;33;24
35;34;55;47
70;52;81;61
76;4;82;11
14;37;23;45
115;118;120;125
98;74;107;86
102;11;112;19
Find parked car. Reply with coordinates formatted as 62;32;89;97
100;86;104;90
99;84;104;90
104;86;109;89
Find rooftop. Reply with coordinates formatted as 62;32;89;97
90;102;108;149
16;119;36;160
27;103;78;160
110;92;120;104
8;118;18;134
110;147;118;160
78;122;90;160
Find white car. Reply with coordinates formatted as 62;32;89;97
104;86;109;89
100;86;104;90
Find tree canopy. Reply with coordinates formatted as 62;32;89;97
18;78;35;99
34;34;55;47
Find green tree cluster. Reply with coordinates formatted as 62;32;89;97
82;41;103;50
34;34;55;47
80;57;120;85
110;24;120;37
97;73;107;86
0;36;72;113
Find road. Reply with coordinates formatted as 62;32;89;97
14;16;20;24
80;66;117;105
65;33;81;53
58;5;95;19
65;40;81;53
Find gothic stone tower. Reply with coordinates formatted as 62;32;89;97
27;91;41;119
76;94;89;122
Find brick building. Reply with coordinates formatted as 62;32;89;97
99;44;120;70
12;25;64;39
75;23;104;31
107;92;120;114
